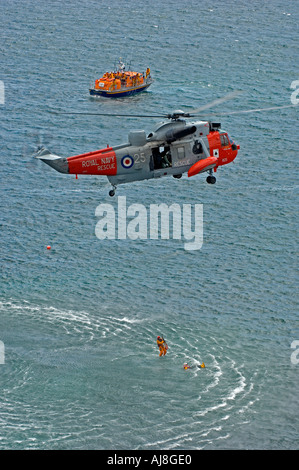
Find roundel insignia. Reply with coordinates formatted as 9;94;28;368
121;155;134;169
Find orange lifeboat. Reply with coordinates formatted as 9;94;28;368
89;61;153;98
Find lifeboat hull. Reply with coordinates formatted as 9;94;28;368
89;80;153;98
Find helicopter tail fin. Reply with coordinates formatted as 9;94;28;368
188;156;218;178
35;147;69;174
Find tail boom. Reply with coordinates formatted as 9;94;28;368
36;147;117;176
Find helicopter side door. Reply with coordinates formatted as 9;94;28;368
151;139;203;178
151;145;172;178
170;141;199;175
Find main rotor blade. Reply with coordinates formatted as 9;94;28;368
190;90;242;115
199;103;298;117
54;111;168;118
51;91;242;119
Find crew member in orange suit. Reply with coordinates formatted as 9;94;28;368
157;336;167;356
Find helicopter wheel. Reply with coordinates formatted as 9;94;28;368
206;175;216;184
109;189;116;197
173;174;182;179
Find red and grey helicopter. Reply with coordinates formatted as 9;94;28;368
35;93;296;196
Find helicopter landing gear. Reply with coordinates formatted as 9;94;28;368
206;170;216;184
206;175;216;184
109;185;117;197
173;174;182;179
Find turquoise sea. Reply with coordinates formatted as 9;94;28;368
0;0;298;450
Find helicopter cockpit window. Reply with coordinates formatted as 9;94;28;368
220;134;229;147
152;146;172;169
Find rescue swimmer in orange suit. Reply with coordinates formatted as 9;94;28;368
157;336;167;356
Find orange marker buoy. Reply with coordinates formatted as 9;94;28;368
47;245;51;250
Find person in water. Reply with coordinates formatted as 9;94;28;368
157;336;167;356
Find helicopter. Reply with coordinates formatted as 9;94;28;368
35;93;296;196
